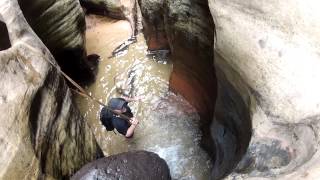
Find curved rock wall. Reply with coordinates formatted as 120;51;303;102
17;0;94;83
138;0;216;116
0;1;101;179
138;0;217;159
209;0;320;179
80;0;142;36
80;0;127;19
138;0;169;50
164;0;216;116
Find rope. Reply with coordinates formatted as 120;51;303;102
44;56;132;123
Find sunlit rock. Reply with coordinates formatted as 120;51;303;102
71;151;171;180
209;0;320;179
0;0;101;179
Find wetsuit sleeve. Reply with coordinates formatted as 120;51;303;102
112;116;130;136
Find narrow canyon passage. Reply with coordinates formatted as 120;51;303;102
75;15;212;179
3;0;320;179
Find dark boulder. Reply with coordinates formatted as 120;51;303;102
72;151;171;180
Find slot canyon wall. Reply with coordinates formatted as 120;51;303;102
0;0;102;179
79;0;142;36
17;0;95;83
209;0;320;179
138;0;217;158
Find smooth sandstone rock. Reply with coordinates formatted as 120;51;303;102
0;0;101;179
209;0;320;179
138;0;169;50
17;0;95;83
71;151;171;180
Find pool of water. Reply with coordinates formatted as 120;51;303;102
75;14;212;179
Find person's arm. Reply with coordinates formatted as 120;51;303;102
125;118;139;138
121;95;144;103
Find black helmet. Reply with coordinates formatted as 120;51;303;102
108;98;127;110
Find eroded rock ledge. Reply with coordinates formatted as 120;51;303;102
0;1;102;179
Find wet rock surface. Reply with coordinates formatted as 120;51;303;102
0;0;102;179
71;151;171;180
209;0;320;179
138;0;169;50
17;0;95;83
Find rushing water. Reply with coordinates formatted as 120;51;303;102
75;14;212;179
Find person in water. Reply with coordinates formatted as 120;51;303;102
100;96;141;138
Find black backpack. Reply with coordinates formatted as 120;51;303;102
100;106;114;131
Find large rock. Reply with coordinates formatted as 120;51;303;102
0;0;102;179
17;0;95;83
71;151;171;180
209;0;320;179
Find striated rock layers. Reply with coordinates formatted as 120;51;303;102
17;0;95;83
138;0;217;161
0;0;102;179
80;0;128;19
71;151;171;180
209;0;320;179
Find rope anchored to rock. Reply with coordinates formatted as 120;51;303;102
44;56;133;123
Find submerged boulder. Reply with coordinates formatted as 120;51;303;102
71;151;171;180
0;0;102;179
209;0;320;179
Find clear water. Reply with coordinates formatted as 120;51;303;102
75;14;212;180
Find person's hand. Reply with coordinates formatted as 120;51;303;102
129;118;139;125
134;95;144;101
